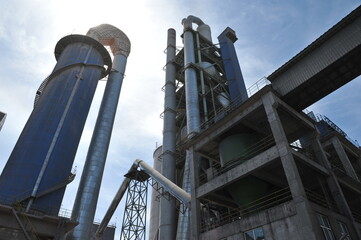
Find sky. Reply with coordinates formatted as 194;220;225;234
0;0;360;238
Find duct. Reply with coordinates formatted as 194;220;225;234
159;28;177;240
177;15;210;240
69;24;130;240
182;15;212;42
198;62;217;77
196;36;209;125
183;30;200;135
87;24;130;59
135;159;191;207
93;159;191;240
218;27;248;102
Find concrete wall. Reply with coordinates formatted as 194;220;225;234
201;200;361;240
200;201;302;240
310;202;360;240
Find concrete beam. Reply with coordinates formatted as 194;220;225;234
337;175;361;195
197;145;279;198
262;91;323;240
275;96;315;131
291;149;330;176
331;137;359;181
309;133;361;240
253;170;288;188
193;97;264;151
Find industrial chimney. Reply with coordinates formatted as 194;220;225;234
68;24;131;240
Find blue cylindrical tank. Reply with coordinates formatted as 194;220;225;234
0;35;111;215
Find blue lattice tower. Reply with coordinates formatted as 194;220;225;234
120;170;149;240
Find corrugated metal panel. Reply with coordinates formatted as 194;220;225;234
272;16;361;96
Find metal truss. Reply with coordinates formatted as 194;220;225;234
120;170;149;240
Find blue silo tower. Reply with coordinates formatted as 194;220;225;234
0;34;111;215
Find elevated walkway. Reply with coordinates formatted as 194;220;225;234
269;6;361;111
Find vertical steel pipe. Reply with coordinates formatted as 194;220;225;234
177;17;202;240
195;33;209;124
136;159;191;206
183;29;201;135
159;28;177;240
69;54;128;240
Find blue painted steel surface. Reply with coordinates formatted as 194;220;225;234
70;54;128;240
0;35;111;215
218;27;248;102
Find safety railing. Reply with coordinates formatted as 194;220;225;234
0;193;73;219
199;135;275;185
315;114;360;148
223;135;275;170
305;188;339;212
237;187;292;216
350;207;361;223
247;77;271;97
200;187;292;232
13;202;41;240
199;77;270;132
199;161;221;185
330;160;346;175
93;218;116;228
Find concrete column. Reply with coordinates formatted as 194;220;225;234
310;134;350;213
357;156;361;180
309;133;361;240
262;92;321;240
331;137;359;181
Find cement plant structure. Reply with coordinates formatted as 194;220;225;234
0;5;360;240
149;6;361;240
